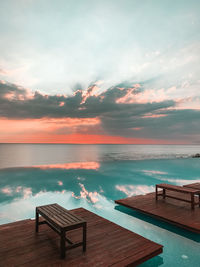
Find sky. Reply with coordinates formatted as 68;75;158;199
0;0;200;144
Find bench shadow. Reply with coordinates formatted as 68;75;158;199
115;205;200;243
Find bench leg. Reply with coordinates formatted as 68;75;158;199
163;189;166;199
35;209;39;233
83;222;87;252
60;231;66;259
156;185;158;200
199;194;200;208
191;194;194;210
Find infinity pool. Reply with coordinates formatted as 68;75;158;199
0;144;200;266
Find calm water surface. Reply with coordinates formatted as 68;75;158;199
0;144;200;266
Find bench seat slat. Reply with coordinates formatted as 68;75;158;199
157;184;200;194
38;203;85;223
37;204;86;228
37;209;63;229
39;206;74;226
54;203;86;222
48;205;81;224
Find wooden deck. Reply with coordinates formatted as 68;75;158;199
0;208;163;267
115;183;200;234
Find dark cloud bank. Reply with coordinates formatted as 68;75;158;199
1;80;200;143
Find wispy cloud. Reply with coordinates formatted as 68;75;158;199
0;0;199;93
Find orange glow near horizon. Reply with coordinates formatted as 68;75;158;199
0;132;184;145
0;117;100;130
0;117;186;144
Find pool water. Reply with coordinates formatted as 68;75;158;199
0;144;200;266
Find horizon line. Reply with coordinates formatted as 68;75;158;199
0;142;197;145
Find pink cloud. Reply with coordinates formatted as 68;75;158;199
132;127;142;131
59;101;65;107
116;86;177;104
116;87;138;104
81;83;101;104
2;85;34;101
175;97;200;110
142;114;168;118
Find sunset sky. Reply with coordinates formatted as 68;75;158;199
0;0;200;144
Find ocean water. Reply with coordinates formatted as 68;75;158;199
0;144;200;266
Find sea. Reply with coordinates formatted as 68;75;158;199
0;144;200;266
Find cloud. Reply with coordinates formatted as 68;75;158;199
0;69;8;75
0;0;200;145
0;81;32;101
1;79;200;143
0;80;174;121
0;1;199;94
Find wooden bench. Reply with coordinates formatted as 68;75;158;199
155;183;200;210
35;203;87;258
183;183;200;191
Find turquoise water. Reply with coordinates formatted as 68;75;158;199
0;144;200;266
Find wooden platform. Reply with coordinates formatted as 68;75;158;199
0;208;163;266
115;183;200;234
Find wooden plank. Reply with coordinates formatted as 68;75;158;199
37;206;84;228
0;208;163;266
38;204;86;227
184;183;200;190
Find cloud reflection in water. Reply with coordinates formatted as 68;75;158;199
34;162;100;170
72;183;99;204
0;182;112;224
1;186;32;199
116;184;154;197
